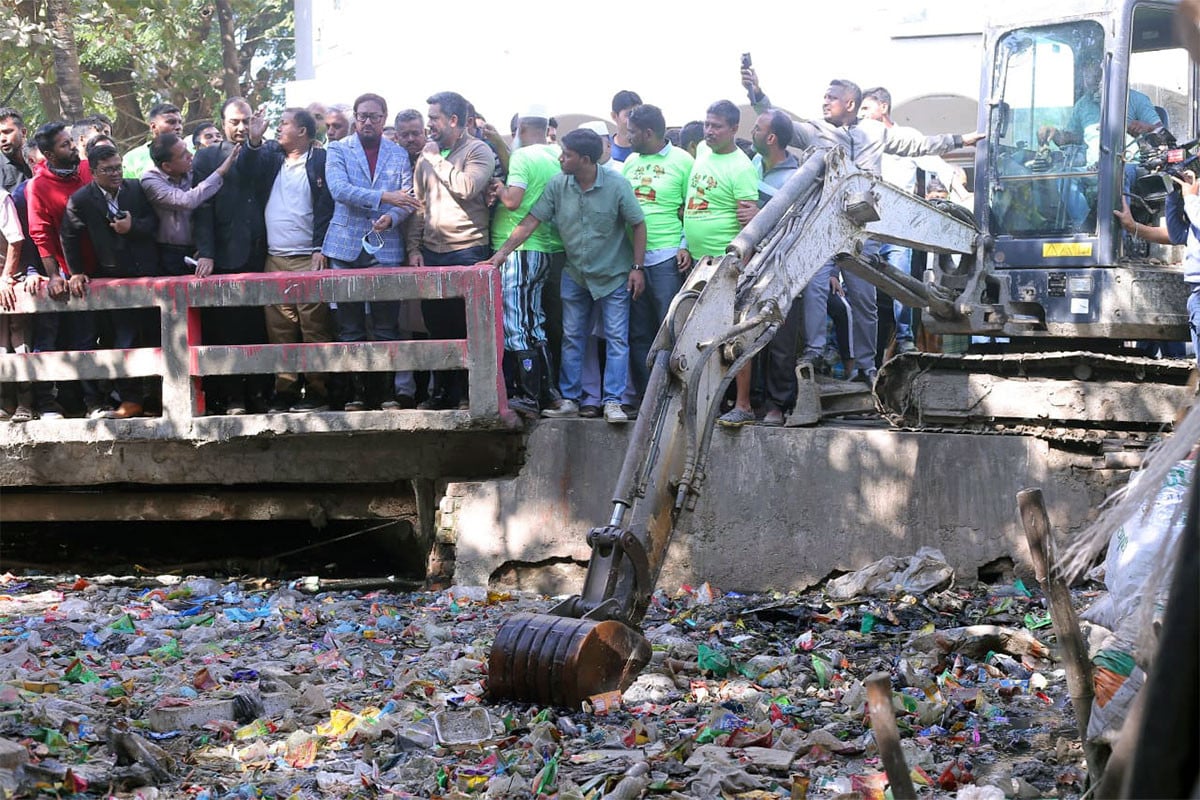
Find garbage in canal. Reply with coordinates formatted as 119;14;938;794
0;563;1108;798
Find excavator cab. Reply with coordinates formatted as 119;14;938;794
961;0;1193;342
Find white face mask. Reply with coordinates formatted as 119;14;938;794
361;230;385;255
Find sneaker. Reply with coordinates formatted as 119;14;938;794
225;403;248;416
851;368;878;387
344;398;367;412
541;399;579;418
761;409;785;427
578;404;602;419
380;398;402;410
86;404;112;420
36;402;66;421
603;402;629;423
508;396;540;420
290;398;330;412
718;407;756;427
896;339;917;355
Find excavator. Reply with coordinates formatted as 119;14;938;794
488;0;1198;708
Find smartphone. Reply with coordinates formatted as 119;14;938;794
741;52;753;70
184;256;199;268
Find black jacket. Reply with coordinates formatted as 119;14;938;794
192;141;267;273
61;179;159;278
239;141;333;251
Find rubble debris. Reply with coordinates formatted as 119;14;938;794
0;565;1100;798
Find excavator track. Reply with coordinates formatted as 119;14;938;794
874;351;1195;445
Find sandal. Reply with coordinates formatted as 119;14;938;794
10;405;33;423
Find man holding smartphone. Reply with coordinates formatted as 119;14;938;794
61;143;160;418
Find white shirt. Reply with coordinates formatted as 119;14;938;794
265;152;315;255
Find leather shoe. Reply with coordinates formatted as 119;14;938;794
109;401;144;419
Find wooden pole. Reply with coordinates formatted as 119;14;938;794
865;671;917;800
1017;488;1106;782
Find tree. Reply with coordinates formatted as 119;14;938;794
0;1;293;146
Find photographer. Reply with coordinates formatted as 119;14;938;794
60;143;160;418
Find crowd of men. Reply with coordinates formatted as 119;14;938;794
0;64;981;425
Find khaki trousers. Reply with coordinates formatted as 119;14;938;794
264;253;335;398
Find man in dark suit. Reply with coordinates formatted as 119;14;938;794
61;143;160;418
191;97;271;415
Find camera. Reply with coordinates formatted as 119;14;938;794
741;52;753;70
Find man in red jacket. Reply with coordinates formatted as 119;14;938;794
27;121;96;418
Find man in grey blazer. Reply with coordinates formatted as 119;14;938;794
323;92;419;411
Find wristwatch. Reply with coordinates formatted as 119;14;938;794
631;264;644;271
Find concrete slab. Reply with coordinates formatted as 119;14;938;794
447;420;1124;593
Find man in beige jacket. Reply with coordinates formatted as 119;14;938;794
407;90;496;409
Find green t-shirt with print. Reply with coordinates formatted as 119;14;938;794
622;143;693;252
682;142;759;259
492;143;564;253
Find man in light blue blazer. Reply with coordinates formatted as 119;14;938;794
323;92;420;411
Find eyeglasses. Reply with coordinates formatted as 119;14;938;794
355;113;385;123
95;165;123;175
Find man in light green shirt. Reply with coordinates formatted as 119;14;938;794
489;110;565;418
123;103;185;179
486;128;646;424
621;103;694;412
683;100;759;259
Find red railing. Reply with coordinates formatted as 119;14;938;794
0;266;516;441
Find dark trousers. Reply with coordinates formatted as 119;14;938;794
762;298;805;413
200;303;270;410
33;311;104;411
420;244;490;403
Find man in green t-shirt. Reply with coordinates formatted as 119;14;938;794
621;103;694;413
488;109;566;418
123;103;184;180
683;100;759;260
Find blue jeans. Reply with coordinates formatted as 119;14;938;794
1188;286;1200;370
560;271;630;404
624;256;682;406
880;243;915;343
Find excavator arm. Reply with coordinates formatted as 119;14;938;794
488;146;980;707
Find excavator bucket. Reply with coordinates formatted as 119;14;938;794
488;612;652;707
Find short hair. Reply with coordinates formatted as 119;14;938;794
148;102;181;122
829;79;863;108
353;93;388;118
394;108;423;126
190;122;218;148
85;135;115;158
0;107;24;127
86;142;120;170
150;133;182;166
71;119;101;141
628;104;666;139
548;117;558;128
328;103;351;116
862;86;892;110
286;107;318;140
706;100;740;129
426;91;469;128
766;110;793;149
220;97;250;119
680;121;704;151
611;90;642;114
91;112;112;128
34;121;69;154
519;115;548;134
560;129;602;164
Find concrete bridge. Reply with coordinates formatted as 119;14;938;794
0;269;1126;589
